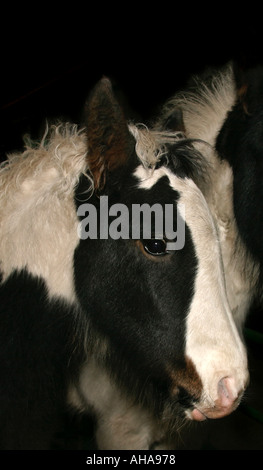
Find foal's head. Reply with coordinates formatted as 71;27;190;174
74;78;248;429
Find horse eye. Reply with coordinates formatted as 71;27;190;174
143;239;167;256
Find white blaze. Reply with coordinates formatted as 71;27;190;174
135;164;248;406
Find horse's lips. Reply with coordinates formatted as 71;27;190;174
191;408;207;421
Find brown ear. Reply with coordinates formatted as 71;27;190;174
84;77;131;191
233;62;251;115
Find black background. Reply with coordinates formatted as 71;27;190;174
2;13;262;160
1;12;263;449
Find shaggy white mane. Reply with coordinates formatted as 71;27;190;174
0;124;88;201
128;123;185;168
0;122;188;203
0;124;88;301
158;62;236;146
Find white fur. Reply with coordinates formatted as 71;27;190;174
0;125;87;301
129;124;184;168
174;178;248;406
205;157;258;328
68;359;166;450
158;63;236;145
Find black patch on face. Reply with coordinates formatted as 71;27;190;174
74;163;198;413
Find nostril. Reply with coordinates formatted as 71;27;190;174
190;375;247;421
217;377;238;409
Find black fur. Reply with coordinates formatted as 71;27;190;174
216;66;263;276
0;270;86;449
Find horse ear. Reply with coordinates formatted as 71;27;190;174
233;61;263;115
160;108;186;133
84;77;131;191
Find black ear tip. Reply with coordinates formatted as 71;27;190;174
83;77;115;122
92;76;117;98
99;76;113;91
86;77;113;104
